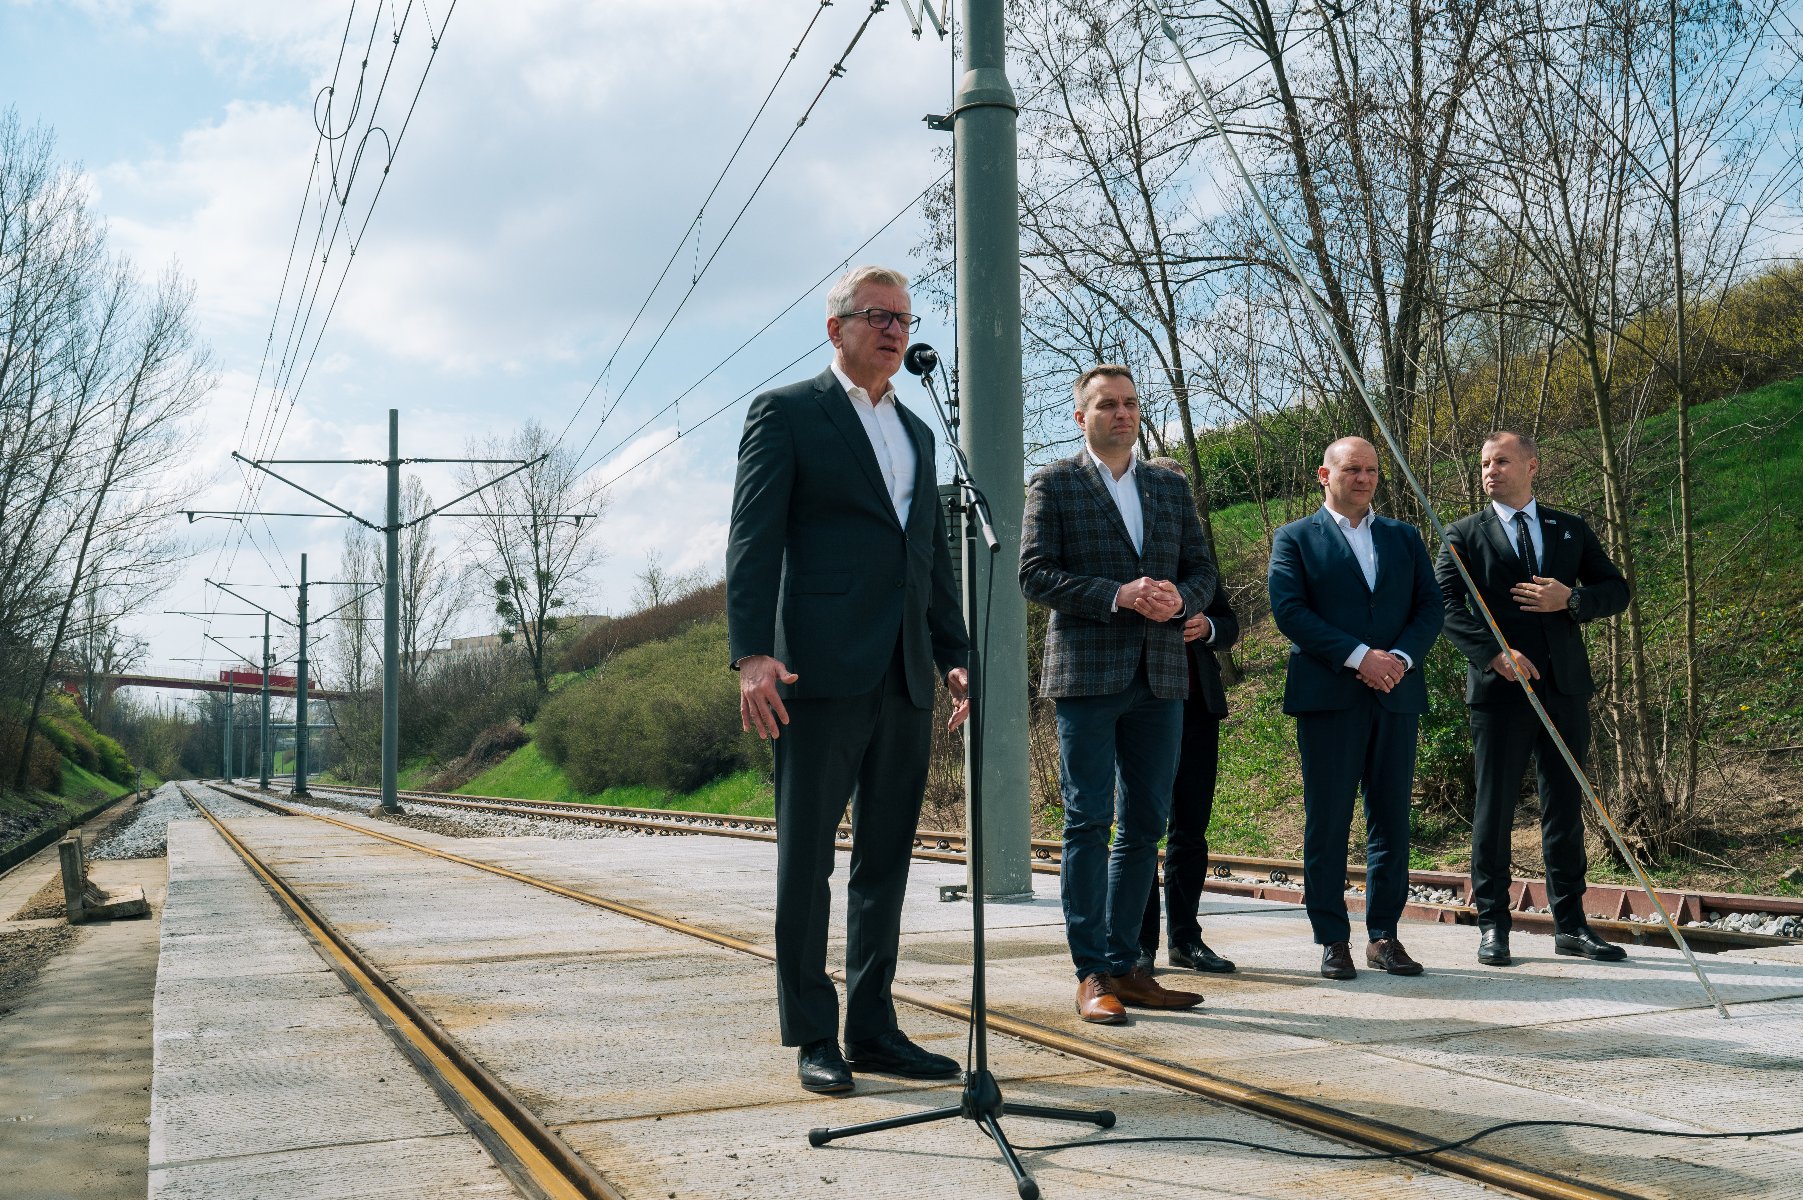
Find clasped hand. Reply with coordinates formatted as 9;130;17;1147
1511;575;1571;613
1357;649;1407;693
1117;577;1181;621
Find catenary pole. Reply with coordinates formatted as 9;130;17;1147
258;612;272;789
294;553;310;796
380;409;402;813
223;678;234;782
955;0;1031;900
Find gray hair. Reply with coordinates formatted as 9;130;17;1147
825;265;910;317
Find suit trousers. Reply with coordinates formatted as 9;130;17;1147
1469;688;1591;934
1295;696;1417;945
1054;665;1183;979
1139;703;1223;953
771;644;932;1047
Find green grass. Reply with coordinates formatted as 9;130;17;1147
457;741;774;817
60;759;134;801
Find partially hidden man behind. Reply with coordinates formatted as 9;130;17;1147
1020;365;1220;1025
1268;437;1442;981
726;265;971;1095
1435;431;1630;968
1136;457;1240;978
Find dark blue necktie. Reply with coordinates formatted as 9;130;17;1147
1513;511;1539;575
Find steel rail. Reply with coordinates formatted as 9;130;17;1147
202;780;1637;1200
300;782;1802;952
179;785;624;1200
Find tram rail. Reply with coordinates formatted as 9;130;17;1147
297;780;1802;954
191;778;1645;1200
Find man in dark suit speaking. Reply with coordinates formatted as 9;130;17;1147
1020;365;1219;1024
1268;436;1442;980
726;265;970;1095
1435;431;1630;967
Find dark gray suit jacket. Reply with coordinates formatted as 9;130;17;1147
1188;587;1240;716
1435;503;1628;704
1020;456;1219;701
725;368;969;708
1267;507;1443;715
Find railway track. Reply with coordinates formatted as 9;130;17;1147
189;779;1646;1200
299;780;1803;954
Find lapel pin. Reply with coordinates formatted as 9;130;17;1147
1564;531;1573;540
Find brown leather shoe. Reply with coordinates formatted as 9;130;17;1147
1320;941;1357;980
1107;966;1203;1010
1366;937;1424;976
1076;973;1128;1024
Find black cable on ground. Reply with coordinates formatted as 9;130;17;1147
1011;1117;1803;1160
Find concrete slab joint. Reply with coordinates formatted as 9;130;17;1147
59;833;149;923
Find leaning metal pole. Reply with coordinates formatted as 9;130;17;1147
380;409;402;814
1154;10;1727;1018
294;553;310;796
955;0;1032;899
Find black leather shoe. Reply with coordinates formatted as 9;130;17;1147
1133;947;1156;974
1478;928;1513;966
797;1038;853;1093
843;1029;959;1079
1169;940;1236;973
1320;941;1357;980
1554;926;1627;962
1365;937;1424;976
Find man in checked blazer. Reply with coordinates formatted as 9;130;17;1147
727;265;971;1095
1268;436;1442;981
1020;365;1220;1024
1435;431;1630;968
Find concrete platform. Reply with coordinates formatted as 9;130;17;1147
161;791;1803;1198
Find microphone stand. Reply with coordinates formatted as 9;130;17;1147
809;351;1113;1199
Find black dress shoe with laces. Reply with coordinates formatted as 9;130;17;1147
797;1038;853;1093
1554;925;1627;961
1320;941;1357;980
1478;928;1512;966
843;1029;959;1079
1169;940;1236;973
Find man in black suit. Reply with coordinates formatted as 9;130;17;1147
1268;436;1442;980
1135;457;1240;976
1435;430;1631;967
1020;366;1219;1024
726;265;971;1094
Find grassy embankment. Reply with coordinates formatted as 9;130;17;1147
457;738;773;818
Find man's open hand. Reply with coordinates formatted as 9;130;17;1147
946;668;971;732
1512;575;1572;613
738;654;799;740
1489;649;1541;682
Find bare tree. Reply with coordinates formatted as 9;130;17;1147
459;421;605;693
631;550;709;612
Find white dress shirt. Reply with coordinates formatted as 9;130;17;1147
1322;502;1411;673
1087;448;1144;554
833;360;915;525
1490;497;1544;567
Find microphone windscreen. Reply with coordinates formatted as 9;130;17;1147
903;343;938;377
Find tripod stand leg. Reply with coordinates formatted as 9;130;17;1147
977;1112;1040;1200
808;1102;964;1147
1002;1100;1115;1128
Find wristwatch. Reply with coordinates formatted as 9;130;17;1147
1566;588;1582;619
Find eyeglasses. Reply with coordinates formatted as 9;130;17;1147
840;307;921;333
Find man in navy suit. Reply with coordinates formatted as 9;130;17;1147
1435;431;1630;967
1268;436;1443;980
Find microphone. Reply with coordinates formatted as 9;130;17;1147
903;342;938;377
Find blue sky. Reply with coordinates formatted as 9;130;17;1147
2;0;966;683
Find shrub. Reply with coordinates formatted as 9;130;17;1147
0;709;64;793
538;617;765;794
